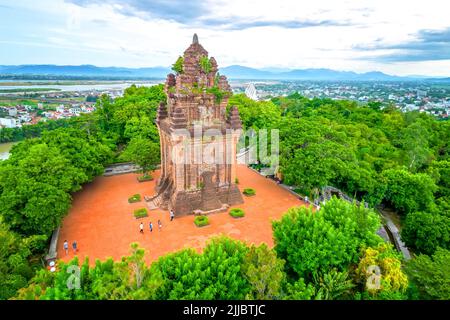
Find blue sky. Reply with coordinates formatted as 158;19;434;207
1;0;449;76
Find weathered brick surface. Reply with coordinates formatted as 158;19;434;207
155;34;243;216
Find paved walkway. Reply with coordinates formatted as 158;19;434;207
57;165;305;265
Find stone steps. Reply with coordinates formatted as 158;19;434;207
146;179;172;211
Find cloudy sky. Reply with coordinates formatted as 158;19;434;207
1;0;449;76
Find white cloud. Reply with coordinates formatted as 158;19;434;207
0;0;449;76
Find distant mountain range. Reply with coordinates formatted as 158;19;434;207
220;65;409;81
0;65;169;79
1;64;449;81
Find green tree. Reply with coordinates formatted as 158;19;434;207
119;137;160;176
241;243;285;300
199;56;212;74
96;84;165;143
400;121;434;172
381;169;437;215
16;243;163;300
228;94;281;130
402;210;450;255
151;237;250;300
0;126;112;236
89;244;163;300
0;220;46;300
283;278;315;300
405;248;450;300
355;243;408;300
0;144;79;235
123;115;159;143
95;94;115;133
312;269;354;300
41;128;113;181
172;56;184;74
273;198;382;280
428;160;450;198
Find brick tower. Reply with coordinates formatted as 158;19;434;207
150;34;244;216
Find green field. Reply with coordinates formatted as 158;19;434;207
0;96;85;108
0;88;62;93
0;98;40;107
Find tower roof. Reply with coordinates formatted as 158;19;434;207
184;34;208;57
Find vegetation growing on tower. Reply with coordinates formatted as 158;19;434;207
172;56;184;75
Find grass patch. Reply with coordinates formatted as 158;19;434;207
138;174;153;182
194;215;209;227
128;194;142;203
134;208;148;219
243;188;256;196
229;208;245;218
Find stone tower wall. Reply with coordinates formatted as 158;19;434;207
155;34;244;216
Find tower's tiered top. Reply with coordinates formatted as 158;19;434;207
158;34;241;131
166;34;231;93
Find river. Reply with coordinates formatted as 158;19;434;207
0;80;163;94
0;142;16;160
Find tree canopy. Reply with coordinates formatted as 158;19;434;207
405;248;450;300
273;197;382;280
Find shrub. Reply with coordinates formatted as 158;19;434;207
243;188;256;196
199;56;212;74
235;178;240;184
194;215;209;227
229;208;245;218
293;187;311;197
206;86;226;103
128;194;142;203
138;174;153;182
197;182;205;189
172;56;184;74
134;208;148;219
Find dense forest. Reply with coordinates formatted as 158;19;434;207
0;85;163;299
1;86;449;300
231;93;449;256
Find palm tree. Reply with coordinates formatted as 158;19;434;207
313;269;355;300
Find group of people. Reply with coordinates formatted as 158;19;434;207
63;240;78;255
139;210;175;234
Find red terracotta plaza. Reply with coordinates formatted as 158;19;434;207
58;35;307;265
57;165;306;265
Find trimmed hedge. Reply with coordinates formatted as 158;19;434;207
138;174;153;182
194;215;209;227
243;188;256;196
229;208;245;218
128;194;142;203
134;208;148;219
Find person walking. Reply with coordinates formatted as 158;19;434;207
72;240;78;254
63;240;69;255
304;196;309;204
149;221;153;233
158;219;162;231
170;210;175;222
139;222;144;234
